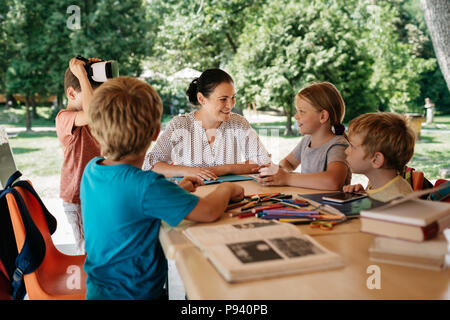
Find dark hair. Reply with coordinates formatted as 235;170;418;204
64;67;102;94
186;68;234;106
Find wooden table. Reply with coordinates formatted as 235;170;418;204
159;180;450;300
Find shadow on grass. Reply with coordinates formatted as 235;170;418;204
12;147;40;154
416;135;440;143
11;131;57;139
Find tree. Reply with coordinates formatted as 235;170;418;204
0;1;13;98
70;0;156;77
149;0;266;74
5;0;54;130
421;0;450;90
229;0;376;135
361;0;435;113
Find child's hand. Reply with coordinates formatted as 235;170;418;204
342;184;365;193
257;167;289;186
226;183;245;202
179;176;205;192
88;57;102;64
258;163;279;176
69;57;102;79
251;163;270;173
69;57;88;79
185;167;218;181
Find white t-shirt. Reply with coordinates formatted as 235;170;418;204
143;112;271;170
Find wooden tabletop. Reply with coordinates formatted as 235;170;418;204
159;179;450;299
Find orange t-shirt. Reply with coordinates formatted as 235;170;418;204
55;109;101;204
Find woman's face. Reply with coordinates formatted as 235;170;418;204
198;81;236;122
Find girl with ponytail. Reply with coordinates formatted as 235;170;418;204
255;82;351;190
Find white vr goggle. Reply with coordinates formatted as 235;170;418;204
76;55;119;83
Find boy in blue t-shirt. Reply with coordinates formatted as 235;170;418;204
80;76;244;300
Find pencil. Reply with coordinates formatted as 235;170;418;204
261;210;320;215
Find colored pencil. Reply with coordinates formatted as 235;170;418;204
260;210;320;215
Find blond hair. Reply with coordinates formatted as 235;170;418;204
348;112;415;173
88;76;163;161
296;81;346;132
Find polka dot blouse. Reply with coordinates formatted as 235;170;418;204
143;111;271;170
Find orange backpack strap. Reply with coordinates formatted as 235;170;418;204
412;171;424;191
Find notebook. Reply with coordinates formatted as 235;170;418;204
0;126;18;188
169;174;255;185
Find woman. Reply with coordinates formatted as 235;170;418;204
143;69;271;181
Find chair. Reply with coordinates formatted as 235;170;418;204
6;185;87;299
403;167;433;192
433;179;450;203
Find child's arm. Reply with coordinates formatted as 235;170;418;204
258;161;348;191
152;162;219;181
185;182;244;222
343;184;365;193
279;152;301;172
69;57;99;127
208;163;260;176
178;176;205;192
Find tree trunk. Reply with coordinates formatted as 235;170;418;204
284;107;294;136
421;0;450;90
31;96;38;119
25;96;32;132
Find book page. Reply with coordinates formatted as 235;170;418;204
183;219;302;248
204;234;343;282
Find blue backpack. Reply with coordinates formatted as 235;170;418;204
0;171;57;300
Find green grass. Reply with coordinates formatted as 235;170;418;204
5;113;450;200
409;131;450;179
0;105;56;127
8;131;63;198
421;115;450;129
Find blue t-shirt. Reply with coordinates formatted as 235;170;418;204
80;157;199;300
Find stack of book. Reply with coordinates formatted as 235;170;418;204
360;195;450;271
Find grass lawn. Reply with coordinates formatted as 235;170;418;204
6;125;449;201
8;131;63;198
409;130;450;179
3;105;449;199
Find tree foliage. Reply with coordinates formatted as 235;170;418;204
229;0;378;133
0;0;448;133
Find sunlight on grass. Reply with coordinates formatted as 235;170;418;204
5;115;450;200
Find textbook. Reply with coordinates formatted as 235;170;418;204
368;234;449;271
360;198;450;241
368;249;446;271
370;234;448;258
183;219;344;282
297;192;385;217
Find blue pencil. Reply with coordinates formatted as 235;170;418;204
259;214;318;220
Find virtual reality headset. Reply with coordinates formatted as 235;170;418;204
76;55;119;83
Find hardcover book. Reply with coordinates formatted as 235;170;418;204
183;219;344;282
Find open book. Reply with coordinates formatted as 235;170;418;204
183;219;344;282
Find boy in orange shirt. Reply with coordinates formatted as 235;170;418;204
55;57;102;254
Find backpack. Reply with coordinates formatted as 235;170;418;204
0;171;57;300
403;167;434;198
